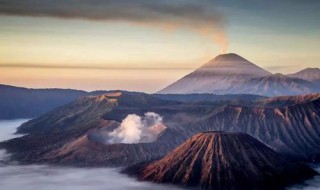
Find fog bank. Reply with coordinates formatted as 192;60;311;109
0;119;181;190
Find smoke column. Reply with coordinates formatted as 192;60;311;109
0;0;228;53
108;112;165;144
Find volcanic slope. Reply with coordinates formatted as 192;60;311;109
159;53;320;96
131;132;317;190
184;93;320;160
158;53;271;94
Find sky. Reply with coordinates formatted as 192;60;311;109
0;0;319;92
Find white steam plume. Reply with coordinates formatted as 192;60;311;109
108;112;166;144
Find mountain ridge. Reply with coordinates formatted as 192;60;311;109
227;73;318;96
2;92;320;167
288;68;320;81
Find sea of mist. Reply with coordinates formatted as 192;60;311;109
0;119;181;190
0;119;319;190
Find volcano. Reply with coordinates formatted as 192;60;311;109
158;53;271;94
158;53;320;96
133;132;317;190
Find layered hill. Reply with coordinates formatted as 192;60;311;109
0;84;87;119
288;68;320;81
228;73;318;96
0;84;267;120
130;132;317;190
158;54;320;96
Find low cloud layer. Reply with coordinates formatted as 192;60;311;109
0;63;194;71
0;118;318;190
108;112;165;144
0;0;227;52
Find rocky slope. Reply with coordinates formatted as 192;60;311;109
257;93;320;107
184;93;320;161
129;132;317;190
17;92;120;134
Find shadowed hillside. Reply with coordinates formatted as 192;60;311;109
127;132;317;189
0;84;87;119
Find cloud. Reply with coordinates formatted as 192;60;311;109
107;112;165;144
0;0;228;52
0;63;194;70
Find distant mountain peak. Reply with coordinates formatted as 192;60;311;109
292;67;320;74
302;67;320;71
191;53;272;77
288;67;320;82
267;73;288;79
158;53;271;94
214;53;247;60
214;53;245;60
203;53;265;69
